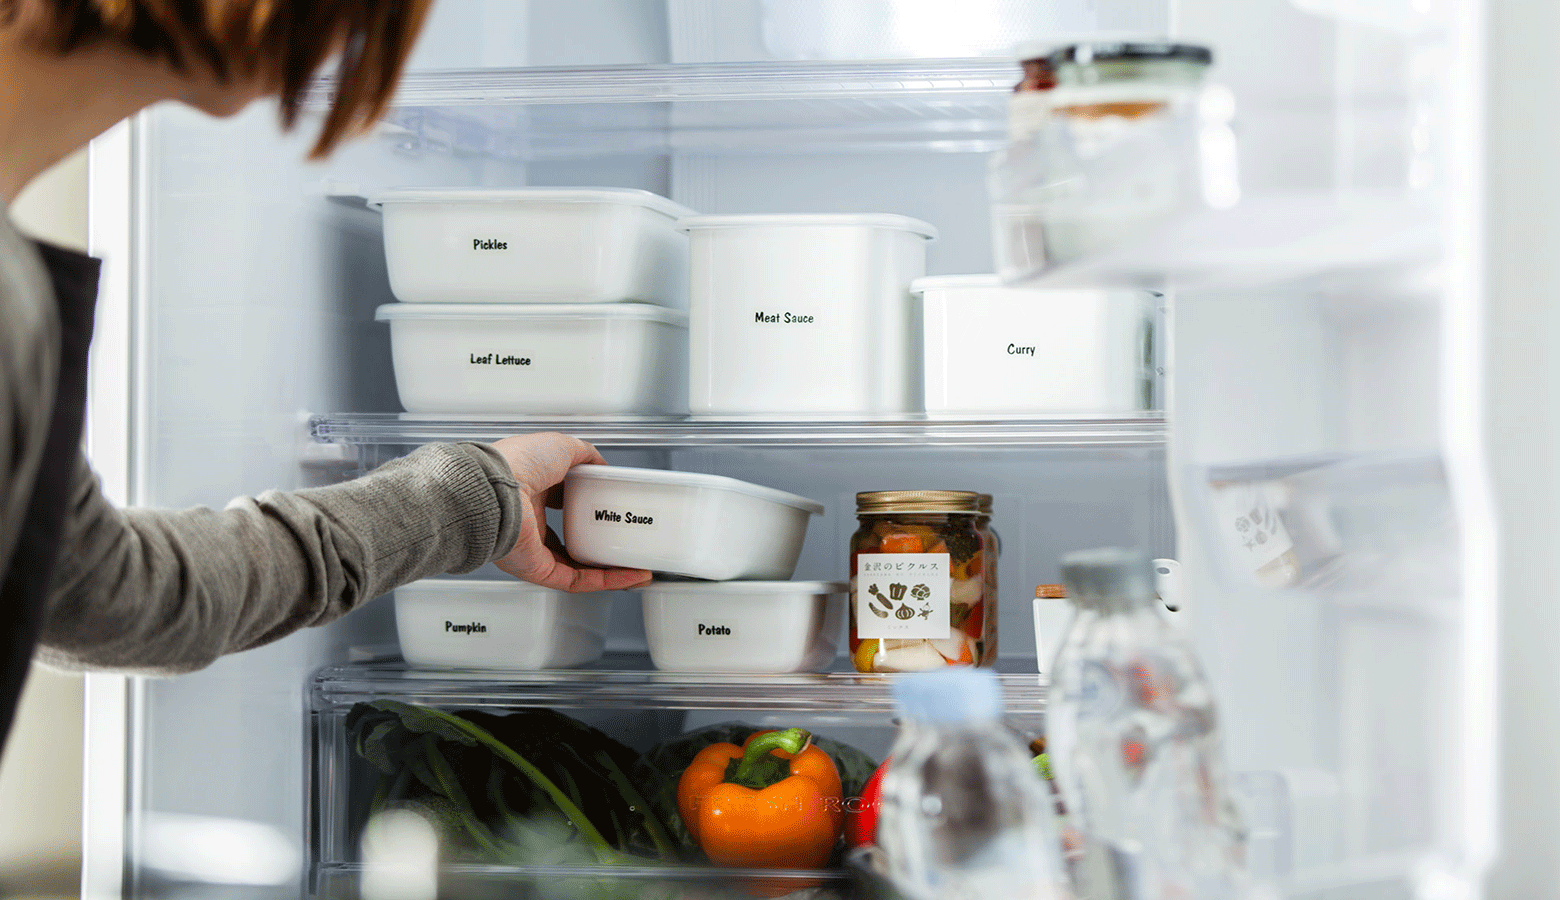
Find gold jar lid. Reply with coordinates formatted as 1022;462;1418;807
977;494;993;515
856;490;980;514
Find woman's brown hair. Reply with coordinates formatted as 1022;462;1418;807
0;0;434;158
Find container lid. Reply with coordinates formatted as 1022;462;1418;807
676;213;938;241
856;490;980;514
567;465;825;515
1060;547;1154;611
374;302;688;327
909;274;1003;294
1049;42;1213;67
397;578;574;598
977;494;994;515
367;187;696;220
1035;584;1068;599
639;580;847;596
1013;32;1162;63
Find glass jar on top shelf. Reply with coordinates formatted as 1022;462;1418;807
849;491;994;673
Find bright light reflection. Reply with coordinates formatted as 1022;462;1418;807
361;809;439;900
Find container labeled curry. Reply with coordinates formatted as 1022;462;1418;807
849;490;994;672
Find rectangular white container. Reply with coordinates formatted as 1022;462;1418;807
562;465;825;581
394;579;611;670
639;581;847;673
377;302;688;415
680;214;936;415
371;187;695;305
913;275;1153;416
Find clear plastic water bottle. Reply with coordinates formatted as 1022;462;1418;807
1047;548;1247;900
875;667;1068;900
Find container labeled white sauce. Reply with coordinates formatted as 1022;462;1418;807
562;465;825;581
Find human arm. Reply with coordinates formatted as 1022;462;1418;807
36;434;647;674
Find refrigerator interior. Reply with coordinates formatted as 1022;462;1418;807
80;1;1493;898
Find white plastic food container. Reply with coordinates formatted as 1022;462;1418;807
376;302;688;415
913;275;1153;416
394;579;611;670
371;188;695;305
679;214;937;415
639;581;847;673
562;465;825;581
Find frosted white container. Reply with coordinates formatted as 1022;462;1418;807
376;302;688;415
371;188;695;305
913;275;1152;416
394;579;611;670
680;214;937;415
640;581;847;673
562;465;825;581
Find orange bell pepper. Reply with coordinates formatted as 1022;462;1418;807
676;727;844;879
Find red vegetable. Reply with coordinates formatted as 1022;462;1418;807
846;757;890;848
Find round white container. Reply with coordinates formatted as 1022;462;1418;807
394;579;611;670
913;275;1152;416
562;465;825;581
679;214;937;415
376;302;688;415
371;188;695;305
640;581;847;673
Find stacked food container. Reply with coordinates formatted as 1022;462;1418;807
371;187;696;415
561;464;841;674
375;187;697;671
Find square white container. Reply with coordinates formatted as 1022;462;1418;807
913;275;1153;416
679;214;937;415
562;465;825;581
394;579;611;670
639;581;847;673
376;302;688;415
371;187;696;305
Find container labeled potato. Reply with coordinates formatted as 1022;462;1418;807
639;580;847;673
849;491;993;672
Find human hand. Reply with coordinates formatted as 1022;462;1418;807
489;433;652;592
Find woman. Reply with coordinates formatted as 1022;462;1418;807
0;0;651;751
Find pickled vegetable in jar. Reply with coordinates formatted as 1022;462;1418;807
976;494;999;661
849;491;993;673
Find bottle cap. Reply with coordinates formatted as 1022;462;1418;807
892;668;1003;724
1060;547;1155;611
1035;584;1067;599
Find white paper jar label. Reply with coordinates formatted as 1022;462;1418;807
589;507;661;531
855;553;950;640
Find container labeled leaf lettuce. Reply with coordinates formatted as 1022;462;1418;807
848;490;993;672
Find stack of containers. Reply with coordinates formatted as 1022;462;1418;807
561;464;843;674
371;187;697;416
375;188;696;671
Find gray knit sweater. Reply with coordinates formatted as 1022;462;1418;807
0;211;524;675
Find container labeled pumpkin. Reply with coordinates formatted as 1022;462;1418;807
849;490;993;672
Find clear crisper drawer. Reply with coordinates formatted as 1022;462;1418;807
307;660;1045;899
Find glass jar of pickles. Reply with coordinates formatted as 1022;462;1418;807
849;491;994;673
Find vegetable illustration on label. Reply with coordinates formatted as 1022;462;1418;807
855;554;950;641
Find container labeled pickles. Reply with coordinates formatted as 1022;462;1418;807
849;490;995;672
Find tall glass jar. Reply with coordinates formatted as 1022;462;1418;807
849;491;994;672
976;494;999;661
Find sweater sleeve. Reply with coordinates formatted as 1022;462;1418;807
35;442;522;674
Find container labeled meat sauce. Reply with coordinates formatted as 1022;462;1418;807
849;491;994;672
